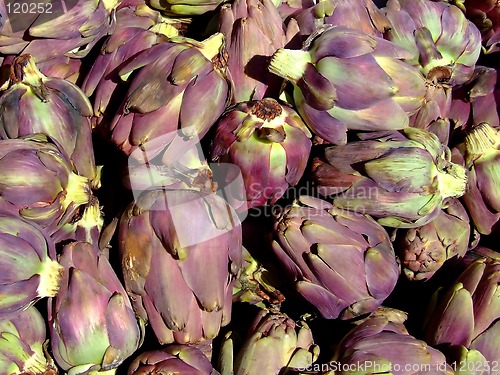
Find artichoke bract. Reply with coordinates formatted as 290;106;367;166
110;33;229;161
211;98;312;208
0;134;92;235
218;309;319;375
268;25;426;144
82;2;184;126
49;241;144;374
326;311;454;375
397;198;473;281
0;305;57;375
0;214;62;320
118;187;243;344
457;123;500;235
272;195;400;319
217;0;292;103
0;54;99;185
312;128;468;228
383;0;482;86
128;345;220;375
424;256;500;365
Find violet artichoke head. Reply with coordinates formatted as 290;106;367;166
110;33;229;161
0;54;99;185
425;256;500;365
211;98;312;208
312;128;468;228
272;195;400;319
268;25;427;144
118;187;243;344
0;306;57;375
128;345;220;375
327;311;454;374
0;214;62;320
218;309;319;375
0;134;92;236
49;241;143;374
397;198;473;281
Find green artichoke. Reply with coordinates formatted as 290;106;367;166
273;195;400;319
148;0;227;16
0;306;57;375
49;241;144;374
312;128;468;228
0;213;62;320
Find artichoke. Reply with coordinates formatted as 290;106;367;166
0;0;119;61
0;305;57;375
312;128;468;228
0;54;99;185
110;33;229;161
383;0;482;86
118;187;243;344
0;134;92;235
128;345;220;374
424;255;500;365
211;98;312;208
0;213;62;320
268;25;427;144
326;310;454;375
82;2;184;126
48;241;144;374
218;309;319;375
272;195;400;319
457;123;500;234
397;198;473;281
217;0;293;103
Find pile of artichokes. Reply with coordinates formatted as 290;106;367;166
0;0;498;373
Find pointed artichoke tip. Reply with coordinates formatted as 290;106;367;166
37;258;64;298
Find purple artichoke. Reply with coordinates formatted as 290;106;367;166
218;309;319;375
211;98;312;208
118;187;243;344
311;128;468;228
268;25;427;144
0;305;57;375
425;255;500;365
0;213;62;320
48;241;144;374
272;195;400;319
0;54;99;185
128;345;220;375
109;33;229;162
326;310;454;374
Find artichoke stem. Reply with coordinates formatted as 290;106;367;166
198;33;225;61
465;122;498;155
437;164;467;199
37;259;64;298
64;172;91;209
269;49;312;83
